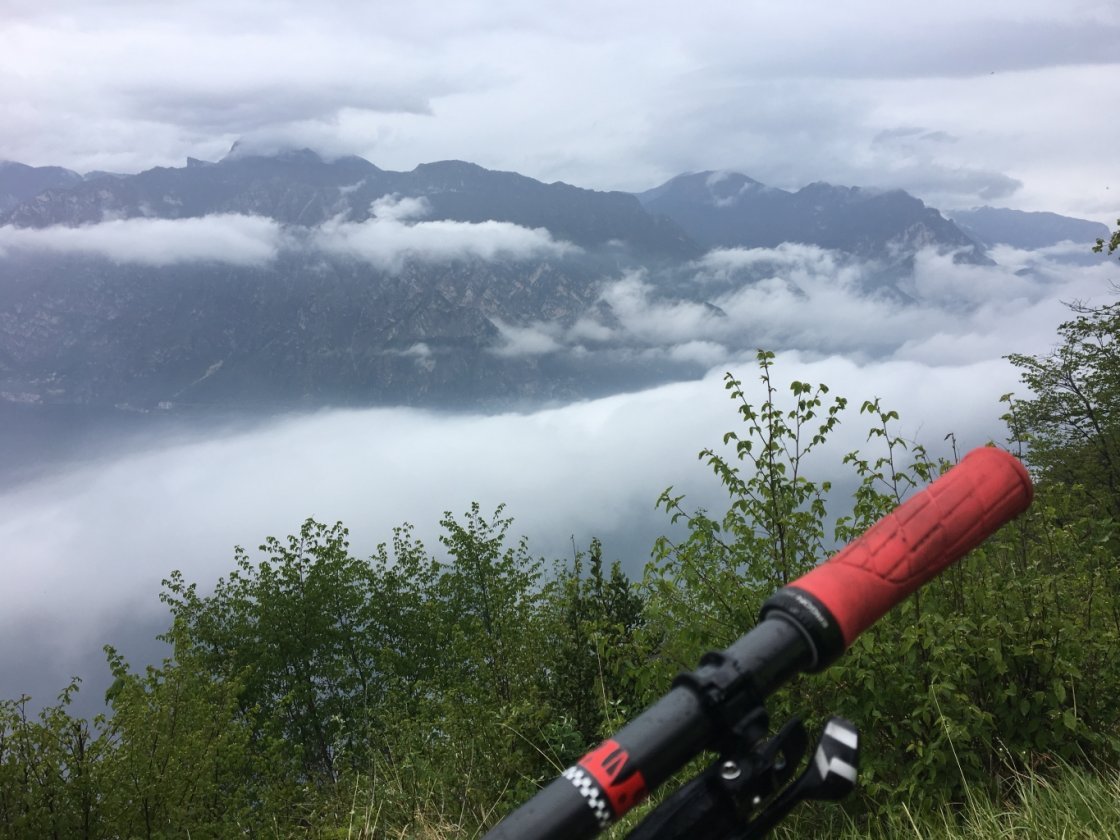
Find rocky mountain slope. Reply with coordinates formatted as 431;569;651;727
0;162;84;214
637;170;990;270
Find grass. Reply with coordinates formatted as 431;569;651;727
769;762;1120;839
320;760;1120;838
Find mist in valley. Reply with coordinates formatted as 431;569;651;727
1;240;1112;716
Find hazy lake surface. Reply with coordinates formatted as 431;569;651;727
0;403;274;488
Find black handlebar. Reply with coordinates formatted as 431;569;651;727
484;448;1033;839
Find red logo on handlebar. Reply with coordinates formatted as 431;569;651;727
578;739;648;816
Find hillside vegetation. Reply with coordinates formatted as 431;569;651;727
3;296;1120;838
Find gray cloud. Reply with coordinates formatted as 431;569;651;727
123;83;433;134
871;160;1023;208
874;128;959;145
713;19;1120;80
631;78;1035;211
0;1;1115;220
863;130;1026;204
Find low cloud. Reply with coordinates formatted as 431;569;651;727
470;243;1081;375
696;242;855;279
0;214;284;266
0;353;1023;700
665;340;731;367
490;320;564;357
472;241;1112;369
598;271;724;345
988;240;1114;266
0;199;579;272
312;196;578;272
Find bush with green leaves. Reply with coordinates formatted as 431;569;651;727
642;340;1120;823
541;538;647;752
0;682;101;839
643;351;846;677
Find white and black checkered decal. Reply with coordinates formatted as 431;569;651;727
561;765;613;829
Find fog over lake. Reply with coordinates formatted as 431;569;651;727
0;244;1114;715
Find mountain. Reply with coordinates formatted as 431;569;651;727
4;148;697;260
0;249;659;410
947;206;1110;253
0;150;1032;412
3;149;380;229
0;162;83;214
637;171;990;269
0;149;711;410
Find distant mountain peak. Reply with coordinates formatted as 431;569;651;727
221;139;326;164
701;171;766;207
797;181;908;203
413;159;490;176
640;170;766;209
638;170;987;265
700;170;764;188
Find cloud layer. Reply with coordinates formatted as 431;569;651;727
1;237;1116;713
490;242;1116;365
0;198;576;269
0;354;1022;653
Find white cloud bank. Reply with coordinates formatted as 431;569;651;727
0;197;577;270
0;354;1021;657
0;215;285;266
491;243;1116;365
312;195;577;272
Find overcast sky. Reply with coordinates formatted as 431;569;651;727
2;0;1118;220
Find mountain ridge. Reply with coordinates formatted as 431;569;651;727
947;206;1110;251
636;170;991;268
0;150;1106;412
0;150;698;260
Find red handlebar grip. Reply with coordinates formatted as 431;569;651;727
789;447;1033;649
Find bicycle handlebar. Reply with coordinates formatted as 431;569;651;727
483;447;1033;839
760;446;1033;669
